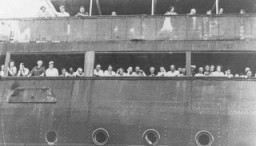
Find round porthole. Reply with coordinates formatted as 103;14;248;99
195;130;214;146
92;128;109;145
45;130;57;144
142;129;160;146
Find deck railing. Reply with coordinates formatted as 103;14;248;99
0;14;255;42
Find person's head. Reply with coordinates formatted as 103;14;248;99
190;8;196;15
219;8;224;14
181;68;186;74
77;67;83;74
198;67;204;73
111;11;117;16
216;65;222;72
206;10;212;15
37;60;43;67
19;63;24;69
210;65;215;72
169;6;175;12
245;67;251;73
226;69;231;75
160;66;165;72
61;68;67;74
247;70;252;77
240;9;246;14
60;5;65;13
107;65;113;71
205;65;210;72
95;64;101;71
9;60;15;67
118;68;124;75
69;67;74;73
149;67;155;74
135;66;140;72
48;61;54;69
1;64;4;70
191;65;196;72
40;6;46;12
79;6;85;13
170;65;176;72
127;66;133;73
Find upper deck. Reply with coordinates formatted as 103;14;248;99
0;14;256;43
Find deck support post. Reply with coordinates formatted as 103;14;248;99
84;51;95;76
186;51;191;77
4;52;11;77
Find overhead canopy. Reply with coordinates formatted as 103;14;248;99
0;0;57;18
51;0;256;16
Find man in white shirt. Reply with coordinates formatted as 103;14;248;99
74;68;84;77
56;5;70;17
104;65;116;76
94;64;103;77
210;65;225;77
132;66;146;76
46;61;59;77
195;67;205;77
124;67;133;76
166;65;179;77
17;63;29;77
157;67;166;77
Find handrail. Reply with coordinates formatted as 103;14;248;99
0;13;256;20
1;76;256;81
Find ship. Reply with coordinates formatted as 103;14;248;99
0;0;256;146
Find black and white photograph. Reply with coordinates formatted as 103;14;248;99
0;0;256;145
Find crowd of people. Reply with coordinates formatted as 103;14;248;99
1;60;255;78
94;64;255;78
37;5;248;18
0;60;84;77
164;6;247;15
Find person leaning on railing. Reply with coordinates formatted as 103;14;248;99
94;64;104;77
28;60;45;77
164;6;178;15
56;5;70;17
59;68;71;77
17;63;29;77
0;65;5;77
45;61;59;77
75;6;89;18
8;60;17;76
37;6;51;18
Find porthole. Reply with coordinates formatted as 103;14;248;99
45;130;57;144
195;130;214;146
92;128;109;145
142;129;160;146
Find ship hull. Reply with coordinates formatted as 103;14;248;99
0;77;255;146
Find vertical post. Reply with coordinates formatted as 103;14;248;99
89;0;93;16
186;51;191;77
84;51;95;76
216;0;219;14
4;52;11;77
151;0;155;15
96;0;102;15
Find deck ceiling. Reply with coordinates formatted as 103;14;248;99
51;0;256;16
